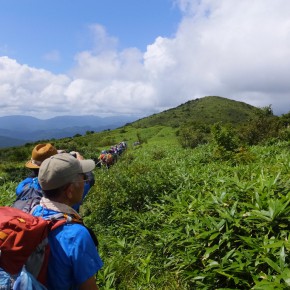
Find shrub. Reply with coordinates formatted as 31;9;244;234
238;108;281;145
178;126;208;148
211;123;239;152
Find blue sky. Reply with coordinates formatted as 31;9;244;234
0;0;290;119
0;0;181;74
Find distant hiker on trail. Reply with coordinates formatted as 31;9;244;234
98;151;115;168
14;143;95;213
31;153;103;290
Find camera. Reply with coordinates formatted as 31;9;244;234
69;151;77;158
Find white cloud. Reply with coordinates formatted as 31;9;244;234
1;0;290;118
0;57;71;117
89;24;119;53
145;0;290;114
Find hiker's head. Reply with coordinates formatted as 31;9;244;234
38;153;95;204
26;143;58;169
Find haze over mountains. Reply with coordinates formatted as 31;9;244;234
0;115;139;148
0;96;285;149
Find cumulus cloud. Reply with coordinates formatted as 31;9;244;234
0;57;71;117
1;0;290;118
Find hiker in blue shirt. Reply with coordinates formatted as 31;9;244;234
15;143;94;212
32;153;103;290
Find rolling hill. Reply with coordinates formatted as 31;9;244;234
0;96;275;148
131;96;264;128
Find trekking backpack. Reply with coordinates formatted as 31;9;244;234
12;181;43;213
0;206;82;289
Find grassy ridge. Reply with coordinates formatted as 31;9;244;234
1;96;290;289
1;126;290;289
131;96;263;128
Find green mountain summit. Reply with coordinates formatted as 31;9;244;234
131;96;262;128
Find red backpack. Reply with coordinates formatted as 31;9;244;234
0;206;81;286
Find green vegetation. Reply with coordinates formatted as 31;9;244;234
1;96;290;289
132;96;263;128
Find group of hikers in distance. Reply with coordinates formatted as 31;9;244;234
96;141;127;168
0;141;129;289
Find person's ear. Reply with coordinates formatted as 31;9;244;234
65;183;74;200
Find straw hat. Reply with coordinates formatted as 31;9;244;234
25;143;58;169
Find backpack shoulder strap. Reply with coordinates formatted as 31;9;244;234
47;212;83;231
46;213;99;247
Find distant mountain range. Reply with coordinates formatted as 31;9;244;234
0;115;139;148
1;96;280;149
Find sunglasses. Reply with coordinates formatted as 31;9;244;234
71;173;89;184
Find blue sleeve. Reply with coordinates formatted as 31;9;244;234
16;177;42;196
82;183;91;201
72;183;91;212
47;224;103;289
71;226;103;285
15;177;33;196
86;171;95;187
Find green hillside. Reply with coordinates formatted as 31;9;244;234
132;96;263;128
1;97;290;289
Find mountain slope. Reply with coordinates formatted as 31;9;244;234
131;96;263;128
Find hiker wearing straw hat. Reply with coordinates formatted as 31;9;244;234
13;143;58;212
14;143;95;213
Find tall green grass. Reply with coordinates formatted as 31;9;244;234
80;139;290;289
1;126;290;289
